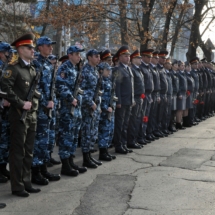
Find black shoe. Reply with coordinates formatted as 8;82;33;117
153;131;163;138
123;145;133;153
159;131;168;137
69;156;87;173
83;152;98;169
115;147;127;154
31;166;49;185
90;149;98;153
50;157;61;165
0;203;6;209
25;187;41;193
0;173;8;183
145;139;151;143
168;126;177;132
61;158;79;176
127;143;142;149
12;190;29;197
40;164;61;181
47;161;53;167
137;139;147;145
0;164;10;179
89;153;102;165
146;135;155;141
105;148;116;159
162;130;170;135
176;123;186;130
108;144;113;148
151;134;159;140
99;148;112;161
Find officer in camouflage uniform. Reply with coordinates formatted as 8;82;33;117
97;62;116;161
80;49;101;168
56;45;87;176
0;42;16;183
31;36;60;186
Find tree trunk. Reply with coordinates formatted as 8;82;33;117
186;0;208;61
140;0;156;50
119;0;128;45
40;0;51;36
160;0;177;50
170;0;189;57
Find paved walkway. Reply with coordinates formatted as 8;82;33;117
1;117;215;215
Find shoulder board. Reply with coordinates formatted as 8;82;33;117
8;60;18;65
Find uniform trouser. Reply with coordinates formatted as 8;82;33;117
81;105;100;153
90;106;101;150
98;111;114;148
162;94;172;130
48;110;56;155
32;109;50;167
127;98;143;145
108;113;115;147
113;105;131;149
0;108;10;164
157;94;167;131
204;92;210;115
9;109;37;191
147;92;159;134
58;112;76;159
72;116;82;155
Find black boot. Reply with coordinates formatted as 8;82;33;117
105;148;116;160
40;163;61;181
99;148;112;161
89;152;102;165
0;164;10;179
83;152;98;169
69;156;87;173
61;158;79;176
50;153;61;165
31;166;49;185
0;172;8;183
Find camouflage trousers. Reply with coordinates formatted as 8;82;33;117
0;110;10;164
32;108;51;167
98;111;114;148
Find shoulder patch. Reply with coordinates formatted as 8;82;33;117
9;60;18;65
4;70;12;78
60;71;66;78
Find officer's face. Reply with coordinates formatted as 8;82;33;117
185;65;191;72
119;54;130;65
104;58;112;66
172;63;178;71
179;63;185;71
164;62;171;70
18;46;34;60
159;57;166;65
132;57;141;66
88;54;100;66
151;57;159;65
69;52;81;65
142;55;151;64
0;51;8;62
103;68;111;77
191;62;198;70
39;44;53;57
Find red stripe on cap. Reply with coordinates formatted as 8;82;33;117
102;53;111;59
16;40;33;48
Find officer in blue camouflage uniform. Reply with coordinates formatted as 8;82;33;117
97;62;116;161
31;36;60;185
80;49;101;168
0;42;16;183
56;45;87;176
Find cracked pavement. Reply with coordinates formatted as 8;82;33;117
1;117;215;215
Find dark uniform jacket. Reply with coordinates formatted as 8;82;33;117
177;71;187;96
157;64;168;94
140;61;154;93
149;63;160;93
2;57;38;111
190;69;199;93
165;70;173;95
170;70;179;95
115;62;134;106
186;72;195;93
131;64;145;98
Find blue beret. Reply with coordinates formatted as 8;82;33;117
36;36;56;46
67;45;84;55
0;42;13;52
86;49;99;58
97;62;112;71
48;54;57;60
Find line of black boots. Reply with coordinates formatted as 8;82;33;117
0;163;10;183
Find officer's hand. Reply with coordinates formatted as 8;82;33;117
116;104;121;108
3;99;10;107
157;97;161;103
107;107;113;113
47;101;54;109
72;99;78;107
92;103;97;111
23;101;32;110
178;95;182;99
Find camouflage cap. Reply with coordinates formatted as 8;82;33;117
36;36;56;46
67;45;84;55
97;62;112;71
86;49;99;58
0;42;14;52
48;54;57;60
